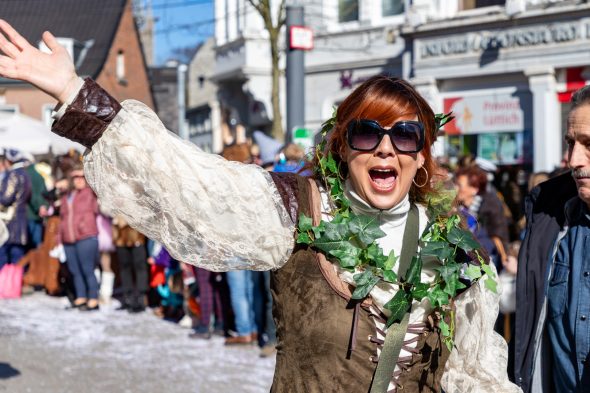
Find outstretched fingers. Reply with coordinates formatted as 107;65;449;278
42;31;61;53
0;30;20;58
0;55;18;79
0;19;31;51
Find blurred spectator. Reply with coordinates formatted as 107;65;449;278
112;215;148;313
24;158;47;249
0;149;32;267
253;130;283;170
455;166;496;259
59;166;100;311
189;267;232;339
96;212;115;304
222;143;258;346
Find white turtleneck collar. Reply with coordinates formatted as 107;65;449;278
343;179;410;228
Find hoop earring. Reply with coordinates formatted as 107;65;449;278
413;166;429;188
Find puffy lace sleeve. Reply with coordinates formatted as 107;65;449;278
441;266;522;393
83;99;295;271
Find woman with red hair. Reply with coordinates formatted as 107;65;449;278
0;21;519;393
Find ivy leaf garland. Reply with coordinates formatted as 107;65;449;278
298;109;497;352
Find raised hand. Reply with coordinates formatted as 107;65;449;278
0;20;80;103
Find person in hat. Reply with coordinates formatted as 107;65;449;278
0;22;519;392
0;148;32;267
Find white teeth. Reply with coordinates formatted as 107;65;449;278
372;169;393;173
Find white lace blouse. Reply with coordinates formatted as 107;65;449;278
65;94;520;393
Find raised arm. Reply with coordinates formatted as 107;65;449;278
0;21;296;271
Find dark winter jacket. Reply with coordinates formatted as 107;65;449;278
514;172;577;393
25;164;48;222
0;164;32;245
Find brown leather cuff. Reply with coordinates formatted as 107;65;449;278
51;78;122;149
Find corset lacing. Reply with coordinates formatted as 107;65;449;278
368;307;428;392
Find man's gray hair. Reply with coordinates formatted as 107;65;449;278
571;84;590;111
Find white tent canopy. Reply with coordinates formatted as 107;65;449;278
0;111;83;155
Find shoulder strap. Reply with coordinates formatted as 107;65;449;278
398;204;420;280
370;313;410;393
370;204;419;393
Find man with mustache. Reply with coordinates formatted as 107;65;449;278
515;85;590;393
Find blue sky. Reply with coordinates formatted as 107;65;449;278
148;0;215;65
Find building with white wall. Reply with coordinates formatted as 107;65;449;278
404;0;590;172
212;0;590;171
187;38;222;153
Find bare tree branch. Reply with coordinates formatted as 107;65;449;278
277;0;287;29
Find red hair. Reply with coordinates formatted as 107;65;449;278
455;166;488;195
314;75;438;204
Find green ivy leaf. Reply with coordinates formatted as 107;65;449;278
481;264;496;279
365;243;388;266
351;270;380;300
411;283;429;301
443;274;467;297
485;277;498;293
464;265;483;280
444;337;454;352
329;243;361;269
325;152;338;174
384;250;398;271
296;232;312;244
439;319;450;337
435;264;460;282
384;290;410;327
445;214;461;234
298;214;313;232
348;215;386;246
447;227;480;251
383;270;398;283
404;256;423;285
427;287;449;308
311;221;326;238
421;241;454;260
324;222;349;241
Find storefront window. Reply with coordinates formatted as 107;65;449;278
339;0;358;22
442;90;532;166
460;0;505;10
382;0;404;17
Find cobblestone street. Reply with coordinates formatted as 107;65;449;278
0;293;275;393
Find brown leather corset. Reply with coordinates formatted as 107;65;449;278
269;173;450;393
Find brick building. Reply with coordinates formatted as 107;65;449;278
0;0;153;125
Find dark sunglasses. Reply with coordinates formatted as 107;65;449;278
347;119;425;153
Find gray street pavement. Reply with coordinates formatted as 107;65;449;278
0;293;275;393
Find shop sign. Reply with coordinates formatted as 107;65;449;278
443;93;524;135
290;26;314;50
417;20;590;60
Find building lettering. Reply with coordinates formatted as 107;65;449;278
419;22;586;59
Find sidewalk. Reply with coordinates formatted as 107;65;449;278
0;293;275;393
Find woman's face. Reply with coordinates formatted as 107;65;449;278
71;171;87;191
455;174;478;206
345;116;424;210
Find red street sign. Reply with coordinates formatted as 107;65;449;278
290;26;313;50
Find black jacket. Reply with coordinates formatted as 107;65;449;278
514;172;577;392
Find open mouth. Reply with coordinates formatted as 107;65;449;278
369;167;397;191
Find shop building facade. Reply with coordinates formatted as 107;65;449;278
403;0;590;172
